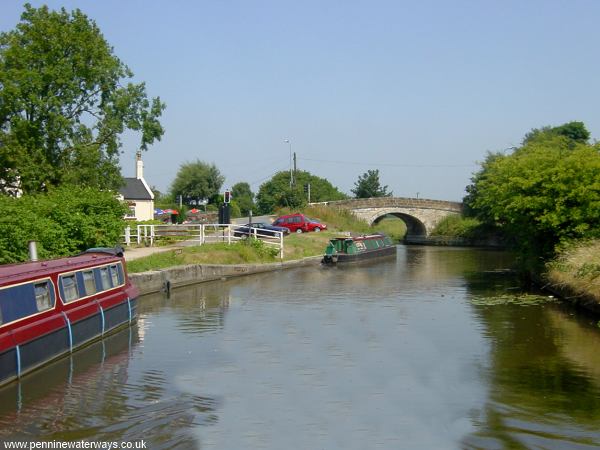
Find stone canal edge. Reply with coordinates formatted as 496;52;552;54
129;256;323;296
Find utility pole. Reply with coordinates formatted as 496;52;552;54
285;139;292;187
293;152;297;186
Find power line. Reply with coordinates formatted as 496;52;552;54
299;157;477;168
248;165;290;187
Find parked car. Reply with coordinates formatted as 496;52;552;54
272;213;327;233
233;222;290;238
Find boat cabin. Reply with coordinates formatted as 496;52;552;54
0;248;138;386
326;234;393;256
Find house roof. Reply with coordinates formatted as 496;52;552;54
119;178;153;200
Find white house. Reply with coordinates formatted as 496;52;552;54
118;152;154;221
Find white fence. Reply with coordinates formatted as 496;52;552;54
123;224;284;258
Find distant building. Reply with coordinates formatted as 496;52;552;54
0;174;22;198
118;152;154;221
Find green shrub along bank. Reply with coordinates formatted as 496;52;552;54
0;187;127;264
430;215;482;239
464;122;600;270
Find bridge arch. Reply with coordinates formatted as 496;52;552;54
372;212;427;237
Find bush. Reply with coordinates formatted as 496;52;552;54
466;135;600;261
0;186;127;263
240;237;279;259
430;215;482;239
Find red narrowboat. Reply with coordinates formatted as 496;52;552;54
0;247;138;387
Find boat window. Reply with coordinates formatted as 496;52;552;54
109;265;120;286
99;267;112;290
355;241;366;251
34;281;54;312
0;283;41;325
342;240;353;254
82;270;96;295
61;274;79;302
116;263;125;285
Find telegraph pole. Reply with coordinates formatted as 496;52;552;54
293;152;297;186
285;139;293;187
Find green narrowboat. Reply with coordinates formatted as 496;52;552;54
321;234;396;265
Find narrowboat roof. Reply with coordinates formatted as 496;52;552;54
0;248;125;286
331;234;387;242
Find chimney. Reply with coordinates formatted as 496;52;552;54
28;241;38;261
135;150;144;179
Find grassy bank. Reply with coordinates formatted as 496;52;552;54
546;240;600;303
126;206;405;273
127;231;335;273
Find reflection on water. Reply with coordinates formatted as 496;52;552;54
0;246;600;449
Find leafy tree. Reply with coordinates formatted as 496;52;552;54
256;170;347;214
351;169;392;198
170;160;224;204
0;186;127;263
0;4;165;194
522;121;590;146
228;200;242;219
465;134;600;262
231;182;254;215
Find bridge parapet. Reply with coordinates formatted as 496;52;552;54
325;197;463;212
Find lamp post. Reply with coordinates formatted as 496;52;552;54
284;139;292;187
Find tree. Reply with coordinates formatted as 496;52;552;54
256;170;347;214
231;182;254;215
522;121;590;146
465;134;600;261
351;169;392;198
0;186;127;263
0;4;165;194
170;160;224;204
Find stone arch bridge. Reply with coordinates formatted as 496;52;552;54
322;197;463;238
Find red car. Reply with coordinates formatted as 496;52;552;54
272;213;327;233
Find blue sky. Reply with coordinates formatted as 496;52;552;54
2;1;600;201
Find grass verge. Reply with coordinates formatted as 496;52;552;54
126;206;404;273
546;239;600;302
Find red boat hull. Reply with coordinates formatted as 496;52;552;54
0;248;138;386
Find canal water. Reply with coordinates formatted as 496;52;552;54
1;246;600;449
